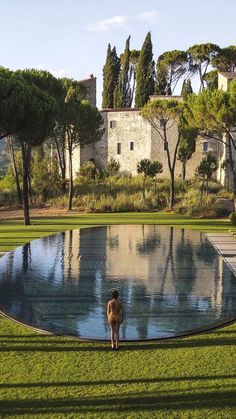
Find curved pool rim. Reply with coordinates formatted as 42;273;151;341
0;225;236;342
0;306;235;343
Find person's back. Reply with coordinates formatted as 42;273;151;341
108;299;122;317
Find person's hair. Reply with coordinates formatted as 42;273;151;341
112;290;118;299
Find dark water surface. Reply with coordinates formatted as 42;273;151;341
0;225;235;340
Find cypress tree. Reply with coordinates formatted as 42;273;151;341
181;79;193;99
114;36;131;108
135;32;155;107
102;44;120;109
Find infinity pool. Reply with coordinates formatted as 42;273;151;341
0;225;235;340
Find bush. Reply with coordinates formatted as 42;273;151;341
175;188;229;218
229;212;236;224
207;181;223;194
32;158;63;200
76;161;99;183
0;189;18;206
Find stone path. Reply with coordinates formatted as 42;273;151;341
206;233;236;275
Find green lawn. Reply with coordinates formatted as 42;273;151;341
0;213;235;418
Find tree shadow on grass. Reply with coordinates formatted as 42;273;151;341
0;374;235;390
0;334;236;352
0;389;236;416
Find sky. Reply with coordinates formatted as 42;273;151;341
0;0;236;107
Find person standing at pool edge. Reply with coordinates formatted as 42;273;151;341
107;290;123;349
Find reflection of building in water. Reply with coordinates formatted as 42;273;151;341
105;225;223;305
63;228;107;284
22;226;226;317
106;225;155;280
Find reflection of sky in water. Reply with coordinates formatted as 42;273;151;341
0;225;236;340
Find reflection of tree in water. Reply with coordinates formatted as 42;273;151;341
136;225;161;255
195;233;216;265
126;284;152;339
22;242;31;274
136;234;161;254
108;234;119;249
0;244;34;323
147;228;196;334
158;227;175;300
12;229;108;334
174;229;196;299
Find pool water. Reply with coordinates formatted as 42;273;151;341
0;225;235;340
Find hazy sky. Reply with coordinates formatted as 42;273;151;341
1;0;236;107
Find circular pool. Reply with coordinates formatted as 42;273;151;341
0;225;236;340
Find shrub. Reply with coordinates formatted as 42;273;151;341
32;158;63;200
76;161;99;183
229;212;236;224
175;188;229;218
207;181;223;194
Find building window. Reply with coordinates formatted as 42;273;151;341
117;143;121;154
130;141;134;151
110;120;116;128
203;142;208;152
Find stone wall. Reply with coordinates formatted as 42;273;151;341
218;73;229;91
79;75;97;106
96;109;152;174
94;109;222;181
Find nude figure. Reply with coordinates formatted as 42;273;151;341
107;290;123;350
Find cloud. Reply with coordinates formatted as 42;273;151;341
32;65;71;78
87;15;127;32
87;11;159;32
50;68;71;78
138;11;160;21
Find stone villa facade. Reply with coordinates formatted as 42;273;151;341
69;71;236;186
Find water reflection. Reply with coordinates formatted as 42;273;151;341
0;225;235;340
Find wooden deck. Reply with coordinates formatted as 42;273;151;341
206;233;236;275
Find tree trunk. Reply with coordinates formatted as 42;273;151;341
182;161;186;183
143;177;146;199
7;136;22;205
55;141;66;193
21;142;31;225
200;179;204;203
68;149;73;211
169;171;175;210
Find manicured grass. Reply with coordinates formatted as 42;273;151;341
0;212;232;252
0;212;235;418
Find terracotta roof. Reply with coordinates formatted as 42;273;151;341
218;71;236;80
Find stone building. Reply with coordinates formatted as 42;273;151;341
70;71;236;185
96;106;224;180
217;71;236;188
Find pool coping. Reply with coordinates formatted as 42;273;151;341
206;233;236;276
